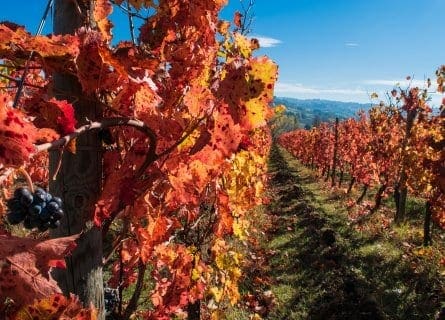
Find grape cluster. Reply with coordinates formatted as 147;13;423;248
104;287;120;315
6;187;64;231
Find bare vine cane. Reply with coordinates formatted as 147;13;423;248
12;0;54;108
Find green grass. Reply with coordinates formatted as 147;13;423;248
253;145;444;320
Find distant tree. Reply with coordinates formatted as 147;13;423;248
312;114;322;127
270;112;300;138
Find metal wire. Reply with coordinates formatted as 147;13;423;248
12;0;54;108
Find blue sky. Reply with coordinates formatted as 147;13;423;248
2;0;444;104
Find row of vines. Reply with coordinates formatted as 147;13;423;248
278;75;445;243
0;0;277;319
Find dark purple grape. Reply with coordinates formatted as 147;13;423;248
23;216;36;229
52;197;63;207
47;201;59;213
7;198;22;211
14;187;31;199
49;220;61;229
53;209;64;220
6;187;65;229
45;193;52;202
39;208;51;221
33;188;47;203
20;193;34;207
7;211;26;224
29;205;42;216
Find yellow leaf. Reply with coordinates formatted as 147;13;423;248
233;218;249;240
210;287;223;302
191;268;201;281
234;33;252;58
274;104;286;114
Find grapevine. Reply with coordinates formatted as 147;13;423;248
0;0;277;318
278;77;444;231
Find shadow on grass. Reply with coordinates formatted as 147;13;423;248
265;145;442;320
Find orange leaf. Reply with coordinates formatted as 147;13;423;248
0;94;38;166
94;0;113;42
233;11;242;28
13;293;97;320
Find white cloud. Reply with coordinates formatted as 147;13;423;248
250;35;282;48
274;82;368;102
275;82;366;95
364;79;428;88
274;81;445;105
345;42;359;47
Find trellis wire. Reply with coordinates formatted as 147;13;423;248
12;0;54;108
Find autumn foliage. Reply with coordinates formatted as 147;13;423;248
0;0;277;318
278;82;445;228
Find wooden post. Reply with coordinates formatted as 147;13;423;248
338;170;344;187
347;176;355;194
331;117;339;187
356;184;368;204
324;166;330;181
395;109;417;223
50;0;105;318
423;201;432;246
371;183;387;213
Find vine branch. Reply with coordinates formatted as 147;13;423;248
35;118;157;166
123;260;146;319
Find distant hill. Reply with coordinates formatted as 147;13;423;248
274;97;372;129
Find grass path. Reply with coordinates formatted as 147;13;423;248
263;145;442;320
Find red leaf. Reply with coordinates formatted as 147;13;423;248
211;108;241;157
0;94;38;166
27;97;77;135
48;259;67;269
0;233;79;308
234;11;243;28
0;24;79;72
53;99;77;134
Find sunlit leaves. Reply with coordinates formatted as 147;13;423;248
0;94;37;166
0;24;79;72
148;244;207;319
27;98;76;135
114;0;154;10
243;57;277;129
0;0;275;317
93;0;113;42
210;239;242;306
278;89;444;227
436;65;445;93
14;294;97;320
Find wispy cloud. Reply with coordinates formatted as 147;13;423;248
364;79;428;87
345;42;359;47
274;82;368;102
250;35;282;48
274;81;444;105
275;82;366;95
